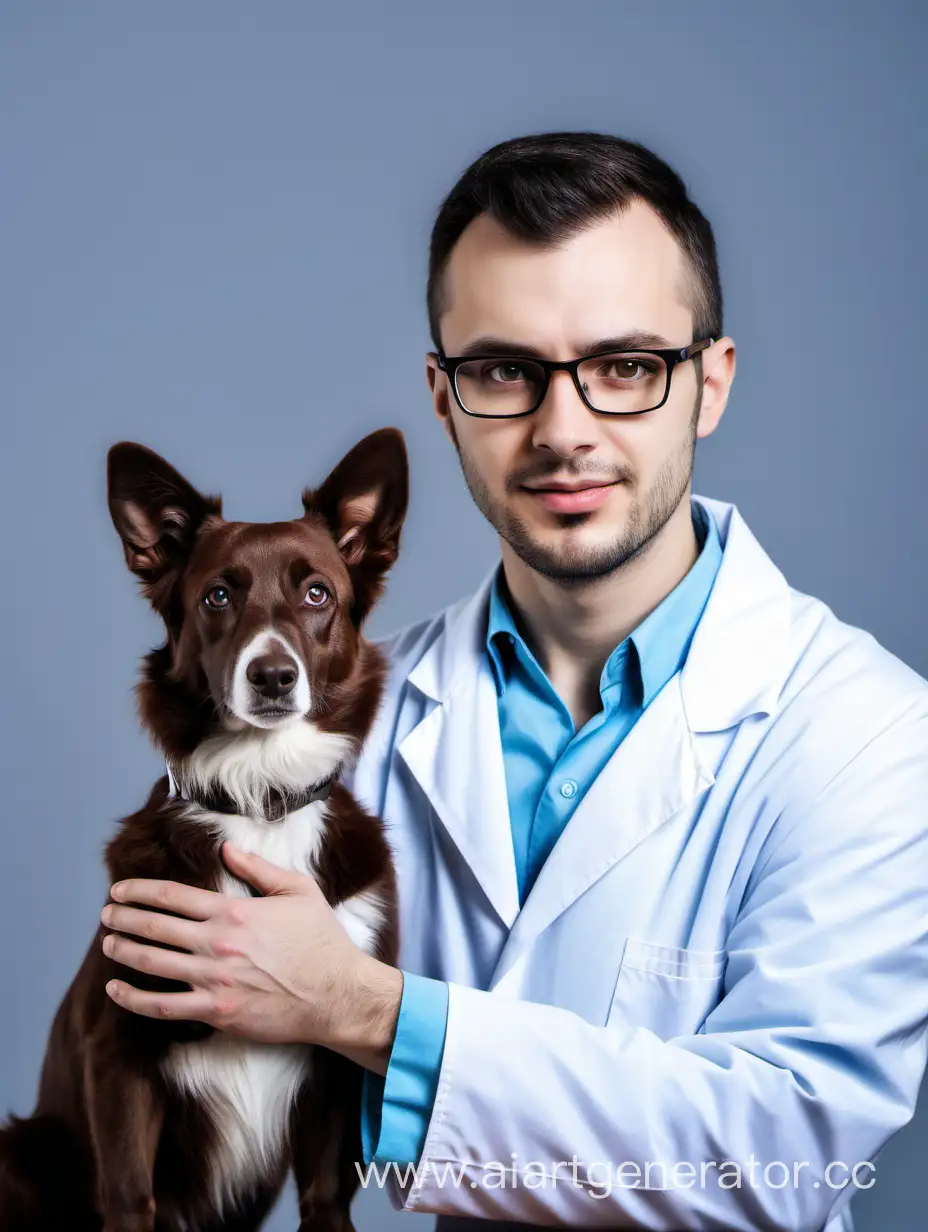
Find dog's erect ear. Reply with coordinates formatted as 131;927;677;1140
303;428;408;624
107;443;222;606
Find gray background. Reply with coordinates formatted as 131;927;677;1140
1;2;925;1228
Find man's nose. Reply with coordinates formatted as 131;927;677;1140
530;370;599;457
246;652;298;699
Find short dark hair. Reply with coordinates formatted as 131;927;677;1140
427;131;722;350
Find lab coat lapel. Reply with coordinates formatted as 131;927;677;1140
491;675;715;985
397;573;521;930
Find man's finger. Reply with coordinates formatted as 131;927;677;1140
109;878;223;919
102;903;202;952
105;979;221;1024
102;932;213;985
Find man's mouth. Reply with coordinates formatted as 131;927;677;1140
520;478;622;515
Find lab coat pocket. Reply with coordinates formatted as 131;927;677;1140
606;938;728;1041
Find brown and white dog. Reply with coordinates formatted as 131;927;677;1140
0;429;407;1232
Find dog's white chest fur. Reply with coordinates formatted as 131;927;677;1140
161;776;385;1216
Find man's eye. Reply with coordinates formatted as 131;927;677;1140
487;362;527;384
203;586;231;609
304;584;329;607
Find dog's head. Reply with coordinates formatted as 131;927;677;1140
107;429;408;766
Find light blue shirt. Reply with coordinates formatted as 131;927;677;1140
361;500;724;1166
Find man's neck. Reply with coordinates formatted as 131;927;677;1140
499;495;700;729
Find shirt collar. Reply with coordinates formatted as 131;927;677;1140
485;497;723;709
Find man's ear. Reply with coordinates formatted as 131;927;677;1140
107;442;222;608
303;428;409;625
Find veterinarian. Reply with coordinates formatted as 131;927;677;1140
100;132;928;1231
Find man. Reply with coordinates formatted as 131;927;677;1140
101;132;928;1230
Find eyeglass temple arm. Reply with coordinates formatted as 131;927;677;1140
683;337;715;359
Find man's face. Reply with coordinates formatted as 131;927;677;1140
427;202;729;584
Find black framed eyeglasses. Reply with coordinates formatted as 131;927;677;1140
433;338;714;418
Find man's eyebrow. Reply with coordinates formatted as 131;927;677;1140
455;331;674;359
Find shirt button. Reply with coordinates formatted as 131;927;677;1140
559;779;579;799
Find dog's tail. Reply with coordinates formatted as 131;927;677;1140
0;1112;97;1231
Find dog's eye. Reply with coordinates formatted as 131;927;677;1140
304;584;329;607
203;586;231;609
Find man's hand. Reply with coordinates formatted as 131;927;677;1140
99;841;402;1075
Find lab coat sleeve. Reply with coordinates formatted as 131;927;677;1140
383;709;928;1229
360;972;449;1167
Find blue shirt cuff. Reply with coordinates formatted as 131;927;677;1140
360;972;449;1167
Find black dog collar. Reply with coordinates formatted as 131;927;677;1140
172;775;335;822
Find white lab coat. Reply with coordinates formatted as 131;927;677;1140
348;495;928;1231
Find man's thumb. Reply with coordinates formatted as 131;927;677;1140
221;841;307;895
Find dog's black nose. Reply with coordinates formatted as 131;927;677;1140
247;653;298;700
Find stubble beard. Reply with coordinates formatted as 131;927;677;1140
447;404;699;587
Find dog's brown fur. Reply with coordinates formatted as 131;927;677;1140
0;429;408;1232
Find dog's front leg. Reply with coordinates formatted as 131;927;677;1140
291;1048;364;1232
84;1036;165;1232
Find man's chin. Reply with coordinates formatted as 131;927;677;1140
504;529;635;584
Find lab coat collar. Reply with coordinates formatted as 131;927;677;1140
679;496;792;732
406;568;497;704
